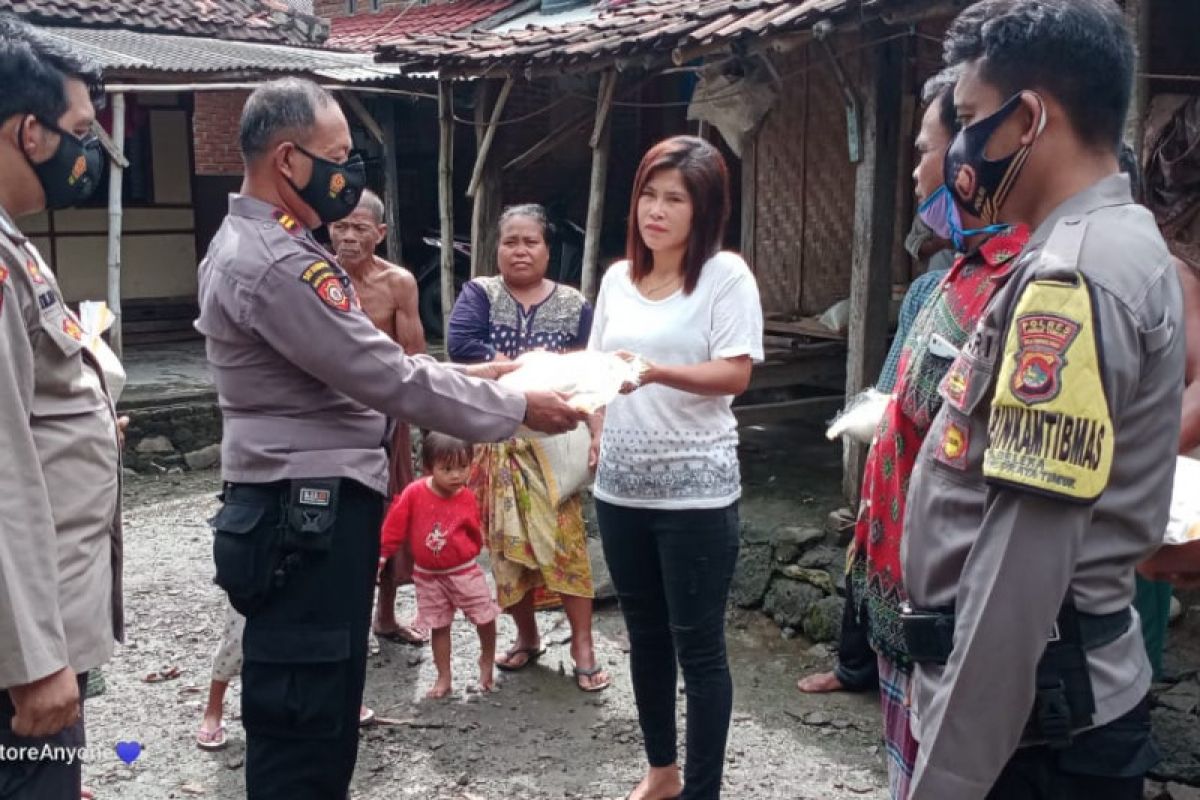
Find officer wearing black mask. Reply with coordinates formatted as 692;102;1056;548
195;78;584;799
0;14;125;800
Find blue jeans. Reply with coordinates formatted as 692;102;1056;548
597;500;740;800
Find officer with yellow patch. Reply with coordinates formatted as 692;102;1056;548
900;3;1183;799
196;78;586;800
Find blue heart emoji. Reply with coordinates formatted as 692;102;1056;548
114;741;142;765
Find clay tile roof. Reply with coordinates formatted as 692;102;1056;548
328;0;518;52
0;0;329;47
376;0;905;76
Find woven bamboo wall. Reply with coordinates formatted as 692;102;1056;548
752;35;864;316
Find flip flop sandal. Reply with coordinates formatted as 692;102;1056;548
195;724;228;752
358;706;376;727
373;626;429;645
573;664;611;693
495;645;546;672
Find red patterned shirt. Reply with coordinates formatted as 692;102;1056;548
849;226;1030;666
380;479;483;572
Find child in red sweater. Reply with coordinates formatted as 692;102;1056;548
380;433;499;697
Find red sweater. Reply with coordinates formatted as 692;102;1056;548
380;479;483;572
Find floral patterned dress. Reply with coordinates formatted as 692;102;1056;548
447;276;595;607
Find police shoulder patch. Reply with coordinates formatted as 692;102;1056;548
300;260;351;313
983;276;1112;502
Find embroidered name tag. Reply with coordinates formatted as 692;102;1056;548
983;278;1112;501
299;487;331;506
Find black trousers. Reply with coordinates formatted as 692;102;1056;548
0;673;88;800
219;480;382;800
833;574;879;691
986;696;1158;800
597;500;740;800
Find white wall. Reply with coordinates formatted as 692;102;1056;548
21;101;198;304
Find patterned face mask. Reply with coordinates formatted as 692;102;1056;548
943;91;1047;225
287;144;365;225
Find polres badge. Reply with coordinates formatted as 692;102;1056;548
69;155;88;185
329;172;347;199
1009;313;1080;405
316;275;351;312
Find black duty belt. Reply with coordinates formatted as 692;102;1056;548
900;602;1131;666
901;601;1132;748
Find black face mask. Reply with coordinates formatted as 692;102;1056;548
287;144;366;226
943;92;1046;225
23;117;103;209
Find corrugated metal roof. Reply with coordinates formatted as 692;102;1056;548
376;0;909;76
0;0;328;47
39;26;403;82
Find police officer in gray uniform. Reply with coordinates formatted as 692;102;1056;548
195;77;585;800
0;17;122;800
900;2;1180;798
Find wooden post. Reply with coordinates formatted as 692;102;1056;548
1123;0;1150;157
379;101;403;265
437;80;456;336
740;134;758;268
582;71;617;303
467;76;513;198
106;92;126;358
843;33;904;503
471;80;503;279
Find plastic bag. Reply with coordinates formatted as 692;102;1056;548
1165;455;1200;545
78;301;126;402
825;388;892;444
498;350;641;415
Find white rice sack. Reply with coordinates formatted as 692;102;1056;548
1165;455;1200;545
825;388;892;444
498;350;640;415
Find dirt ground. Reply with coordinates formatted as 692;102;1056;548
81;422;893;800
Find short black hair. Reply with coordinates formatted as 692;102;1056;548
943;0;1133;151
420;432;473;471
1118;142;1143;204
0;14;103;125
239;77;334;162
921;67;961;138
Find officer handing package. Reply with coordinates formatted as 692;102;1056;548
900;3;1181;798
195;78;585;800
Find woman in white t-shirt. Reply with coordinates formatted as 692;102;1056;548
588;136;763;800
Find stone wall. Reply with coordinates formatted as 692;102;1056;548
123;402;223;473
731;510;854;644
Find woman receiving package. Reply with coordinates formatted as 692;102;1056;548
447;204;610;692
589;136;763;800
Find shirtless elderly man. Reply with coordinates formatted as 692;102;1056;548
329;189;428;645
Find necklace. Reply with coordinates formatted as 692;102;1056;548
640;274;681;297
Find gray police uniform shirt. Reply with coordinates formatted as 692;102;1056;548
0;206;122;689
902;174;1183;799
195;195;526;495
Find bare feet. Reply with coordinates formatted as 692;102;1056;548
626;765;683;800
478;654;495;693
796;670;846;694
426;676;452;699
